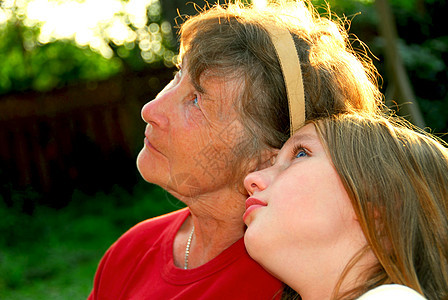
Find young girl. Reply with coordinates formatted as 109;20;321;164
243;113;448;299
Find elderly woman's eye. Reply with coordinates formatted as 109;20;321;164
193;96;200;108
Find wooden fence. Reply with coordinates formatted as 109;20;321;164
0;68;173;205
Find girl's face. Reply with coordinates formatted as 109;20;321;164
243;124;367;286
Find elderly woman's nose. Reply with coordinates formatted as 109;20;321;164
244;170;271;196
141;98;169;128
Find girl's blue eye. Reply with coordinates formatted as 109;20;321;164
295;150;307;158
193;97;200;108
291;144;309;160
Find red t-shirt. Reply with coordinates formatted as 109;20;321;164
88;208;283;299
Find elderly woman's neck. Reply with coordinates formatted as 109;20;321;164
173;189;247;269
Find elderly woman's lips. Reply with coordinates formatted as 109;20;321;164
243;197;267;222
144;137;161;153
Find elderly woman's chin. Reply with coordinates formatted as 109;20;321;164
137;147;201;201
137;146;168;186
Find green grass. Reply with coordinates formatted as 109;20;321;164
0;182;184;299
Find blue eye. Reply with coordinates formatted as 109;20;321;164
295;150;307;158
292;144;308;159
193;96;200;108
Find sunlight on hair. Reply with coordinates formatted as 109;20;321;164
252;0;267;9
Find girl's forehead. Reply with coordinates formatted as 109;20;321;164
287;124;318;144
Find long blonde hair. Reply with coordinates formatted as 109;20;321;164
313;113;448;299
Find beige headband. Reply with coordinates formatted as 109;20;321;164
265;26;305;136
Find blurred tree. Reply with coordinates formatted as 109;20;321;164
0;0;177;95
375;0;425;128
160;0;227;35
0;0;178;205
314;0;447;137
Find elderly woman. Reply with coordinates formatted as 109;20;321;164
88;1;382;298
243;113;448;299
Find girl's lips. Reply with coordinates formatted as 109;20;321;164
243;197;267;223
245;197;267;210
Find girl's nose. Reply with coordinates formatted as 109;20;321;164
244;168;272;196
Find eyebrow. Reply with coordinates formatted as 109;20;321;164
289;133;317;144
188;71;205;94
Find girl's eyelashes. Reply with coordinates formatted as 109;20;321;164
291;144;309;159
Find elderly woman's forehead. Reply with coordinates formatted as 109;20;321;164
202;75;242;99
186;66;241;93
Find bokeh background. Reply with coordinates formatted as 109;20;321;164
0;0;447;298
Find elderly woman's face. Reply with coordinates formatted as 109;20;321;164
137;66;244;200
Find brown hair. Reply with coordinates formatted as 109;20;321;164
313;113;448;299
179;0;383;180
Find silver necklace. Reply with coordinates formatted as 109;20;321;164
184;225;195;269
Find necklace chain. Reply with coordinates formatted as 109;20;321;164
184;225;195;269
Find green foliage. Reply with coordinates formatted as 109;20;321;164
0;181;184;299
400;37;448;134
0;0;176;95
0;20;123;95
314;0;448;139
